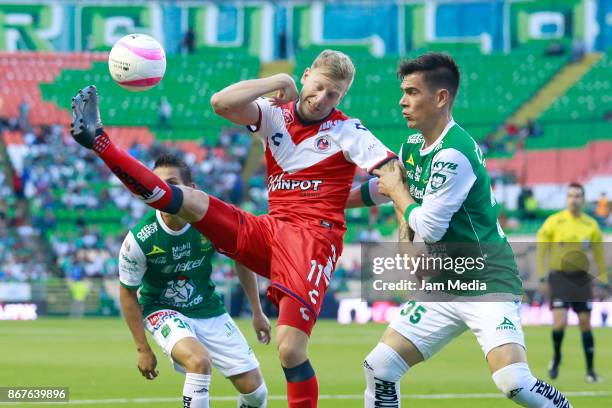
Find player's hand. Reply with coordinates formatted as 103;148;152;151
373;160;406;198
269;74;299;107
252;312;271;345
137;349;159;380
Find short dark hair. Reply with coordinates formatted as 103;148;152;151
397;52;460;99
568;182;585;197
153;154;193;185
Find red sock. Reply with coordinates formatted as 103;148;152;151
92;131;183;213
283;360;318;408
287;375;318;408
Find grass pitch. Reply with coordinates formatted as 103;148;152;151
0;318;610;407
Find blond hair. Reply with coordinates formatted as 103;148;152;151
311;49;355;90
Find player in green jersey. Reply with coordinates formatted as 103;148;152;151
348;53;573;407
119;154;269;408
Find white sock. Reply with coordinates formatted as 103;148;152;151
492;362;572;408
183;373;211;408
238;382;268;407
364;342;409;408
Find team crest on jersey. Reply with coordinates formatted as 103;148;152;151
314;135;331;152
283;109;294;125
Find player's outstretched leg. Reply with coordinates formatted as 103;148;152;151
70;85;185;215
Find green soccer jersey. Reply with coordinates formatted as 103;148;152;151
365;120;522;296
118;211;226;318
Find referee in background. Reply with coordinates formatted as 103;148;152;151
537;182;608;383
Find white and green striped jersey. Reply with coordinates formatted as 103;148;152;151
363;120;522;296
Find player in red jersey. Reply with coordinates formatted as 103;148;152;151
70;50;396;407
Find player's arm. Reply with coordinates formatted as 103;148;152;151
118;233;158;380
235;262;271;344
380;148;476;243
210;73;298;126
346;177;391;208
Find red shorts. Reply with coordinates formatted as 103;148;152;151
194;197;343;336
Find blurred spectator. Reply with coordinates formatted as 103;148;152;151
595;192;610;226
545;41;566;57
571;39;585;62
526;119;543;137
181;28;196;54
68;277;90;318
524;190;538;220
158;97;172;128
18;99;29;129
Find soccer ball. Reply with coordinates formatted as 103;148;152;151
108;34;166;92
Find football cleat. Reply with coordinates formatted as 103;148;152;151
585;370;602;383
548;360;559;380
70;85;104;149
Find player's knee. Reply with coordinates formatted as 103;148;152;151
364;342;409;382
277;342;306;368
492;362;534;397
238;382;268;407
183;353;212;374
178;187;209;223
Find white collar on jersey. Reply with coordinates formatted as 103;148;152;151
156;210;191;236
419;118;456;156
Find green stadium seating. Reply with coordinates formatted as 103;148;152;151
295;47;568;149
40;53;260;144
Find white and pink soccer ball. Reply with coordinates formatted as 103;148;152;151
108;34;166;92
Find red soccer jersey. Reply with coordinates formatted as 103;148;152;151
249;98;396;231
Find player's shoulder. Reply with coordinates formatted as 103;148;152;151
131;211;159;244
440;123;477;153
579;212;600;228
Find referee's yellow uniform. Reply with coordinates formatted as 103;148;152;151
537;210;607;310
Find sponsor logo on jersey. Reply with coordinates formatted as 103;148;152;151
174;256;206;273
200;236;213;251
161;324;171;338
136;223;158;242
146;310;178;330
433;160;458;171
146;245;166;256
267;173;323;192
409;184;425;200
283;108;294;125
121;253;138;266
414;165;422;181
300;307;310;321
406;169;415;180
407;134;424;144
496;317;517;331
149;256;167;265
314;135;331;152
406;154;415;166
172;242;191;260
319;119;341;131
